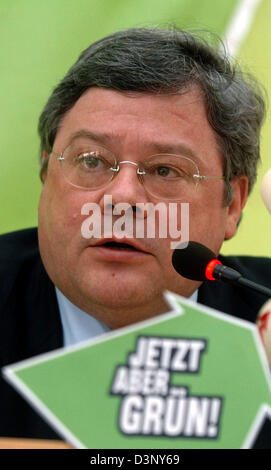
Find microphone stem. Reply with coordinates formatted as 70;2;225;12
213;264;271;297
237;277;271;297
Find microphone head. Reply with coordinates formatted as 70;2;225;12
172;241;216;281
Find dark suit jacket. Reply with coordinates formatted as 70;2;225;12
1;228;271;441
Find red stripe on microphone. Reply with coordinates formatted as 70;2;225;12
205;259;222;281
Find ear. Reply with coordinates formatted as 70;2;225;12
40;151;49;183
224;175;248;240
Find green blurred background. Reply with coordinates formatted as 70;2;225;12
1;0;270;256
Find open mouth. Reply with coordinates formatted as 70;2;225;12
100;241;139;251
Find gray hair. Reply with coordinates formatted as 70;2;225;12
38;27;266;203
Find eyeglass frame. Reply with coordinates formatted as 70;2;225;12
46;146;231;202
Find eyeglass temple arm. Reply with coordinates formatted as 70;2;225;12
193;174;225;180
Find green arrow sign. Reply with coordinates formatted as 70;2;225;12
3;292;271;448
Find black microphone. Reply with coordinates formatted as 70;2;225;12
172;241;271;297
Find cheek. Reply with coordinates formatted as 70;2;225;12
188;195;228;250
39;179;103;246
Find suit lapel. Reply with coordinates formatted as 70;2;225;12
24;255;63;358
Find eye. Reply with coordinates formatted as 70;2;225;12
75;151;107;171
151;165;183;178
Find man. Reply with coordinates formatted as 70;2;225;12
0;27;269;440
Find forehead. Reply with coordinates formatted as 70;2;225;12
54;86;221;166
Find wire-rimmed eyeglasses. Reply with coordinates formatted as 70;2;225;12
51;143;226;200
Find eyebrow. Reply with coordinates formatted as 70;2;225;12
67;129;112;146
67;129;201;163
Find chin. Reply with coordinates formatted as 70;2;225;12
79;278;164;313
88;284;148;308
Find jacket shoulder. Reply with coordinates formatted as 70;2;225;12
0;228;39;263
0;228;39;300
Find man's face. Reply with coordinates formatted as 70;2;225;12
38;87;246;328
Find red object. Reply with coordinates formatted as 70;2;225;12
205;259;222;280
258;311;271;341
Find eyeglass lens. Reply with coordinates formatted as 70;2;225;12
59;143;200;198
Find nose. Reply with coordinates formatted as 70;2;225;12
100;161;150;216
105;161;147;205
